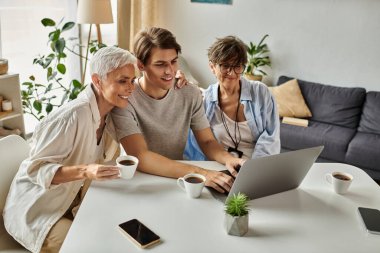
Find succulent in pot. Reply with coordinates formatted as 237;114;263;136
224;192;250;236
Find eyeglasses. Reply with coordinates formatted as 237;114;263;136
218;64;245;75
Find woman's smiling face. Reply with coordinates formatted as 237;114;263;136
99;63;136;109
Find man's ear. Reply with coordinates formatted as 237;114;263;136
91;74;102;91
137;60;145;71
209;61;216;75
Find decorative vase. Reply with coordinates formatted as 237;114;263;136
224;214;249;236
244;73;262;82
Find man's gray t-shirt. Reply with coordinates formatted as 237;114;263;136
112;83;210;159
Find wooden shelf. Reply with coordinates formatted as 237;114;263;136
0;73;25;137
0;111;22;120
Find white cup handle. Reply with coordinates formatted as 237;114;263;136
177;177;186;191
325;173;333;184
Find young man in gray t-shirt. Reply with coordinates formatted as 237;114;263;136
112;27;243;193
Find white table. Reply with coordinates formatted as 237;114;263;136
61;162;380;253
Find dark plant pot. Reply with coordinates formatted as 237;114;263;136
224;214;249;236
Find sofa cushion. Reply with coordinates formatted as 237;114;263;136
268;79;312;118
346;132;380;171
278;76;366;129
280;120;356;162
358;91;380;135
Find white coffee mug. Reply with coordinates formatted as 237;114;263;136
177;173;206;198
116;155;139;179
325;172;353;194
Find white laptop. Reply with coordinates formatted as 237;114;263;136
208;146;324;202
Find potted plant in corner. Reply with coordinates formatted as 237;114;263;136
224;192;250;236
244;34;271;82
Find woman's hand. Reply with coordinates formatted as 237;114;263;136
85;164;120;180
52;164;121;184
225;158;246;178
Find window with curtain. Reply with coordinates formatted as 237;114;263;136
0;0;118;134
0;0;79;134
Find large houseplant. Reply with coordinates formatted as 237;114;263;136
21;18;105;121
224;192;250;236
244;34;271;82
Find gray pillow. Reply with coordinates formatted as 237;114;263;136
358;91;380;135
278;76;366;129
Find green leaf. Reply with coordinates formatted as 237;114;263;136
62;22;75;32
22;82;32;86
43;55;54;69
54;38;66;54
69;92;77;100
57;63;66;74
41;18;55;27
45;83;53;93
46;103;53;113
72;79;82;88
258;69;267;75
258;34;269;47
29;75;35;81
33;100;42;112
47;67;53;80
48;71;57;81
49;30;61;41
21;90;29;97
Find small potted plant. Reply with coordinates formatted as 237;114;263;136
224;192;250;236
244;34;271;82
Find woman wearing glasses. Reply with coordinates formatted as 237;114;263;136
185;36;280;160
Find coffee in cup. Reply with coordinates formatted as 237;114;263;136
116;155;139;179
118;159;136;166
325;171;353;194
177;173;206;198
185;176;204;184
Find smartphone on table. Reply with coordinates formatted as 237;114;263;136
118;219;160;248
358;207;380;235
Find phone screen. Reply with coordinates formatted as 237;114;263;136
118;219;160;248
358;207;380;234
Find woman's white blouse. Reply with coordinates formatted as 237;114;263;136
3;85;119;253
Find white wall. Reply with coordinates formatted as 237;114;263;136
157;0;380;91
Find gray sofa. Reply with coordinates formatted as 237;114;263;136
278;76;380;181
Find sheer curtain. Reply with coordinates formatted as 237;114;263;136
117;0;158;50
0;0;79;134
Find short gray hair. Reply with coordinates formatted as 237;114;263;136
90;46;137;81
